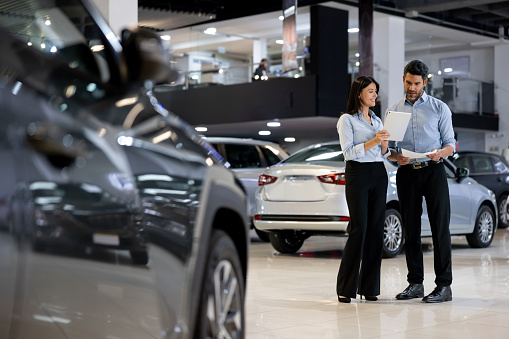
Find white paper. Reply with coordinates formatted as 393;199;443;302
401;148;437;159
383;111;411;141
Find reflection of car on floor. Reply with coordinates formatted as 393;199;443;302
254;141;498;258
450;151;509;229
205;137;289;241
0;1;249;338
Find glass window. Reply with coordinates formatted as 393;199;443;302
0;0;117;84
491;156;509;174
260;147;283;166
224;144;261;168
283;144;344;164
452;155;470;169
471;155;494;173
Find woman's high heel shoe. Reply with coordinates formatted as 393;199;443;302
338;295;351;303
360;295;378;301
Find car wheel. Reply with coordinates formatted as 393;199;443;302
254;227;270;242
269;230;304;254
497;194;508;229
466;205;495;248
195;230;245;339
383;208;404;258
129;250;149;265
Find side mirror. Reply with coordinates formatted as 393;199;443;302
120;27;180;85
456;167;469;180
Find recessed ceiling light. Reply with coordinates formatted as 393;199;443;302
195;126;208;132
284;137;296;142
267;121;281;127
258;130;271;136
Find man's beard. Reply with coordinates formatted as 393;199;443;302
406;88;423;100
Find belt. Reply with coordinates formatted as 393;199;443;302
403;160;441;170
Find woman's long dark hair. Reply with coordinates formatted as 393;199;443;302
344;76;379;115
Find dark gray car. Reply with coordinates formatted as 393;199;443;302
450;151;509;229
0;1;249;338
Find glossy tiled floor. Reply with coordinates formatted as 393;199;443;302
245;229;509;339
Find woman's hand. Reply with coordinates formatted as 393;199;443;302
375;130;390;143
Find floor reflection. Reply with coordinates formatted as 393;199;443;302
246;229;509;339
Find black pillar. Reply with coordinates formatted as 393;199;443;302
310;5;349;117
359;0;373;77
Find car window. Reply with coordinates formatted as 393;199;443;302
491;155;509;174
0;0;117;85
471;155;494;173
444;163;456;179
283;144;344;163
224;144;261;168
260;146;283;165
452;155;470;169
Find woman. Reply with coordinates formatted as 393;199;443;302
336;76;390;303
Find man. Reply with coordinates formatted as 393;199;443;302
386;60;456;303
253;58;269;81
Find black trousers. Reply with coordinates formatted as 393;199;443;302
396;162;452;287
336;161;388;298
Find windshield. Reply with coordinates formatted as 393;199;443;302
0;0;117;84
282;143;344;163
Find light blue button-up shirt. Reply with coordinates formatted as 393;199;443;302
337;110;389;162
386;91;456;162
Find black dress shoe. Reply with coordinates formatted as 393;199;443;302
338;296;351;303
422;286;452;303
360;295;378;301
395;283;424;300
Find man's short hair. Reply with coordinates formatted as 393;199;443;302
404;60;429;80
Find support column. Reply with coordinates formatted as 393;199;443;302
90;0;138;37
358;0;373;77
492;43;509;155
310;5;348;117
373;16;405;116
252;38;268;71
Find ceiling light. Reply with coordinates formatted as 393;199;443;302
444;68;453;73
267;121;281;127
204;28;216;35
258;130;271;136
195;126;208;132
284;137;296;142
348;28;359;33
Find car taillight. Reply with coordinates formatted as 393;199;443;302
318;173;346;185
258;174;277;186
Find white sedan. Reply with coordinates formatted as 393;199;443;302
253;141;498;258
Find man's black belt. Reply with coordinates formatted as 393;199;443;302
403;160;441;170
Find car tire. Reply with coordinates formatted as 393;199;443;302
195;229;245;339
129;250;149;265
269;230;304;254
466;205;495;248
254;227;270;242
497;194;508;229
383;208;404;258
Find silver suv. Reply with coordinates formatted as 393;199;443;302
205;137;289;240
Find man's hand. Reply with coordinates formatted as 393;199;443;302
427;149;442;162
397;153;411;165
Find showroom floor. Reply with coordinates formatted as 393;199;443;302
245;229;509;339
